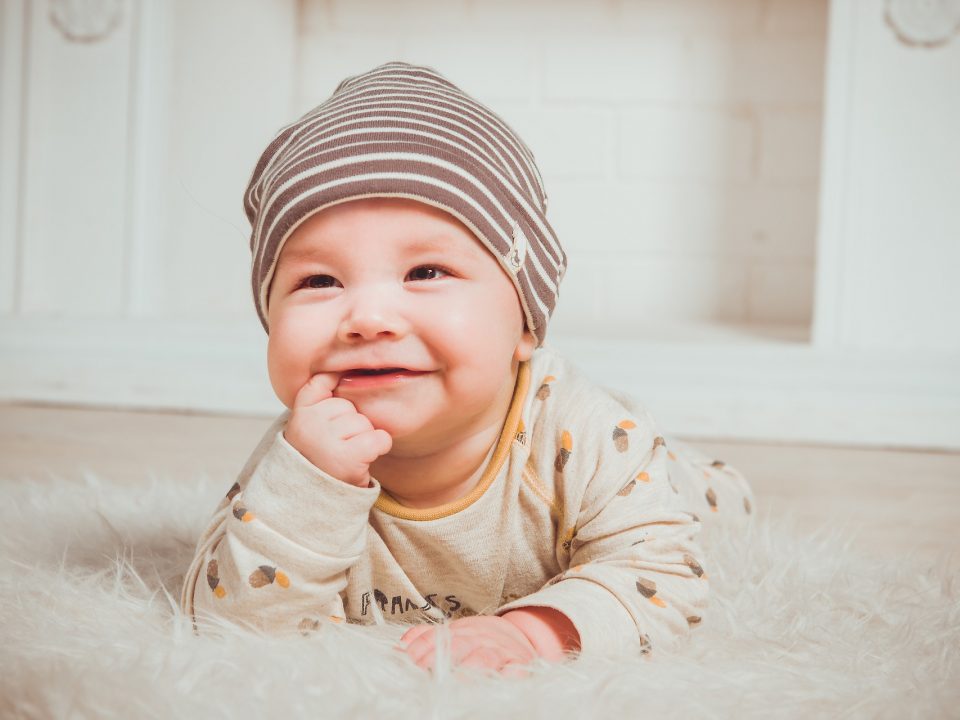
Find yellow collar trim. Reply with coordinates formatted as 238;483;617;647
373;360;531;521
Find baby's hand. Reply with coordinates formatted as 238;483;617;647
398;616;539;678
283;373;392;487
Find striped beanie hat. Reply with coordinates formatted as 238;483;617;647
243;60;566;347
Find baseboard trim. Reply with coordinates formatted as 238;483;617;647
2;316;958;450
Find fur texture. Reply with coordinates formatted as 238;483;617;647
1;469;957;719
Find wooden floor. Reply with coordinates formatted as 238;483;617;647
2;402;958;572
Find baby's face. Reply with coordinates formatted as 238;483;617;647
265;197;535;448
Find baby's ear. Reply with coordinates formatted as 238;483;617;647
514;327;536;363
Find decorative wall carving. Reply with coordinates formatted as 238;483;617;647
49;0;123;44
885;0;960;47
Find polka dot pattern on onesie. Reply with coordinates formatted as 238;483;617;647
555;430;572;472
705;487;718;512
298;615;345;637
298;617;321;635
683;554;705;578
249;565;290;589
536;375;556;400
612;419;637;452
232;501;254;522
206;559;226;598
713;457;753;515
639;633;652;655
636;577;667;608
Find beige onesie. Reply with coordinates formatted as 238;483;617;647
180;344;755;659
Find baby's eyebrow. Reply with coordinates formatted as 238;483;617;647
279;234;472;267
276;246;329;266
402;234;461;253
274;251;310;273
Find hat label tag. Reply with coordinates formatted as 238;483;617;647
509;221;527;272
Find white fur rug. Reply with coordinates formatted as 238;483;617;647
1;469;957;719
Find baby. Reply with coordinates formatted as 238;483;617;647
180;61;755;675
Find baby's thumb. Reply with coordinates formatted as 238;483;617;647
293;372;339;408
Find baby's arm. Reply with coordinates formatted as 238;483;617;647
180;375;389;636
500;606;581;659
496;410;709;659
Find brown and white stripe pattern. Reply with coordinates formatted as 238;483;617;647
244;61;566;346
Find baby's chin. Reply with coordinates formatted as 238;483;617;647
356;406;423;441
347;399;446;447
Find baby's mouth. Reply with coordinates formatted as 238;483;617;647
336;368;430;389
341;367;409;378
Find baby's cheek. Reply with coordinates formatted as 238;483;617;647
266;331;306;408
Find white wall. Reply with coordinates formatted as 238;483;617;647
815;0;960;353
296;0;826;334
1;0;958;449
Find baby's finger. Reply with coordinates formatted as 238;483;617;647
407;644;437;670
315;397;360;421
293;372;340;408
457;645;508;672
499;662;532;680
401;629;436;666
330;412;374;440
399;624;434;646
440;620;530;656
345;428;393;463
412;646;436;672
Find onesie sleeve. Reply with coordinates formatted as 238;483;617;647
495;407;709;660
179;416;380;636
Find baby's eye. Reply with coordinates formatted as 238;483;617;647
407;265;450;282
298;275;339;290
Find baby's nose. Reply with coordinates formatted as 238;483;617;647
337;290;409;341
